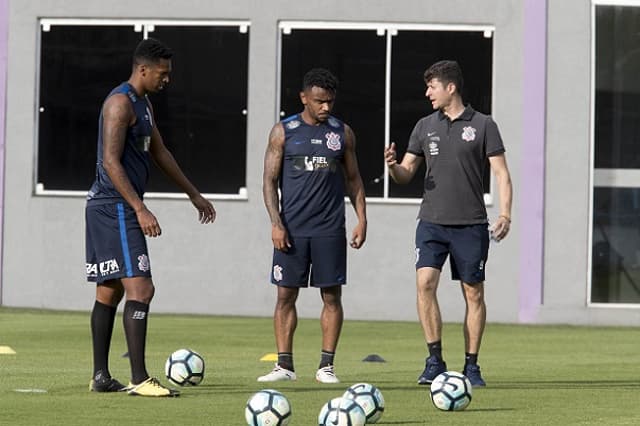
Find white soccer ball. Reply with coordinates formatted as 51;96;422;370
164;348;205;386
429;371;473;411
342;382;385;423
318;397;366;426
245;389;292;426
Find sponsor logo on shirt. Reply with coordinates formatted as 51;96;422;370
326;132;341;151
292;156;336;172
311;138;323;145
304;156;329;171
428;141;439;156
462;126;476;142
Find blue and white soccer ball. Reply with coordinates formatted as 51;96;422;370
245;389;292;426
429;371;473;411
342;382;385;423
164;348;205;386
318;397;366;426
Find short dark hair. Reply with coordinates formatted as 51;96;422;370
424;60;464;96
133;37;173;65
302;68;339;93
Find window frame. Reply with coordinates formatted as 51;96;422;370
35;18;251;200
588;0;640;307
277;20;496;205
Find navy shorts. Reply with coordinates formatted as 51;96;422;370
271;235;346;288
415;220;489;284
85;202;152;283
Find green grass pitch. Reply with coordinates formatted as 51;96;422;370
1;307;639;425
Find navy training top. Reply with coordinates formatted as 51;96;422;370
279;114;346;237
87;82;153;206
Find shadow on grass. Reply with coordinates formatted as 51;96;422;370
491;380;640;390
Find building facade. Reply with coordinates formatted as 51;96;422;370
1;0;639;325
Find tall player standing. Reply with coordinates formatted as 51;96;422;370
85;38;216;397
259;68;367;383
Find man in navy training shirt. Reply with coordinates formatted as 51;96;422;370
260;68;367;384
85;37;216;397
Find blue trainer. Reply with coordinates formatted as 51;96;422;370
463;364;486;387
417;356;447;385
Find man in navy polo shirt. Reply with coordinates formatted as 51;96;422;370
384;60;512;387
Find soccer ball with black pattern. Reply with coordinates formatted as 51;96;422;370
429;371;473;411
318;397;366;426
342;382;385;423
164;348;205;386
245;389;292;426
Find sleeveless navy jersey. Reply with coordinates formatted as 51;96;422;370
87;82;153;205
279;114;346;237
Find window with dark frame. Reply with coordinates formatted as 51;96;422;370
279;25;494;200
390;30;494;198
591;5;640;304
279;28;386;197
37;22;249;196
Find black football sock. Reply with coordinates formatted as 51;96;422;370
465;352;478;366
277;352;294;372
427;340;443;360
91;301;117;378
319;350;335;369
123;300;150;384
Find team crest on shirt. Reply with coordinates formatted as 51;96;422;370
325;132;341;151
328;117;340;128
273;265;283;282
137;254;150;272
286;120;301;130
462;126;476;142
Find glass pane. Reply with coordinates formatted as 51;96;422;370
149;26;249;194
594;6;640;169
390;30;493;197
592;187;640;303
37;24;248;194
38;25;140;191
280;29;386;197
